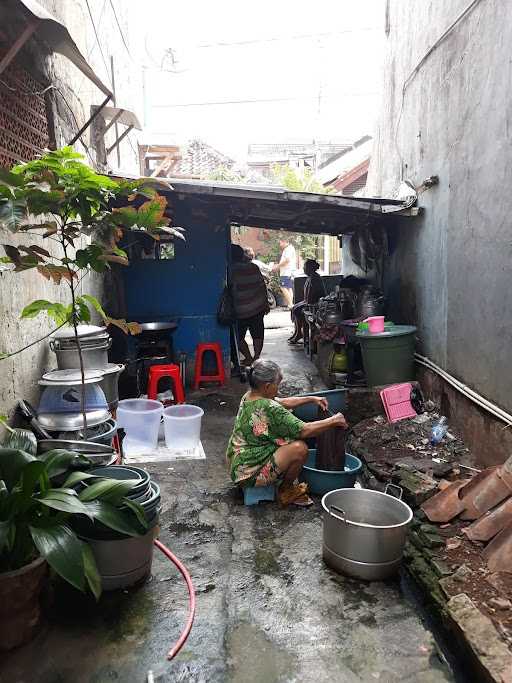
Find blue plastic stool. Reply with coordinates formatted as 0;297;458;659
243;484;276;506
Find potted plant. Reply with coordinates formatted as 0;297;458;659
0;147;183;426
0;430;145;650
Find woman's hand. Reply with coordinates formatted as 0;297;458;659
310;396;329;411
329;412;348;429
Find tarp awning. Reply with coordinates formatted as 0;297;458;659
4;0;112;96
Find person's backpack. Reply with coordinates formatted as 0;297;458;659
217;285;235;326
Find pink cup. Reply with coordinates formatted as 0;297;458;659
366;316;385;333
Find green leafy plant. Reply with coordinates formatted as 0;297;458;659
0;147;184;425
0;430;145;599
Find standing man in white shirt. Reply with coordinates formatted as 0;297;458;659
272;237;297;309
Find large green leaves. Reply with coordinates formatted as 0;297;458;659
0;448;36;491
82;542;101;601
38;449;91;478
84;500;144;537
3;427;38;455
78;478;136;504
0;198;27;232
30;522;85;592
38;489;92;518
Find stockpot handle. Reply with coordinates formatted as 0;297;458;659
329;505;347;523
385;483;403;500
49;339;56;351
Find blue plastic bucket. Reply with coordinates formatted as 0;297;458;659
300;450;362;496
292;388;347;422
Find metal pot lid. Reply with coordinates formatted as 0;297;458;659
51;324;108;340
39;369;104;386
99;363;125;376
52;334;110;351
37;408;110;430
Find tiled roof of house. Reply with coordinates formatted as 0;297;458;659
177;139;235;176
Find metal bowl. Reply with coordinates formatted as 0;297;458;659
37;439;114;454
37;409;110;431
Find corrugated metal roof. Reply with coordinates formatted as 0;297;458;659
160;178;418;236
316;138;373;186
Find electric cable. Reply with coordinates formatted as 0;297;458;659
109;0;132;59
85;0;111;79
152;93;379;109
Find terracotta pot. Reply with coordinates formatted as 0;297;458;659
0;556;47;650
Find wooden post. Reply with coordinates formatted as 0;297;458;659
110;55;120;167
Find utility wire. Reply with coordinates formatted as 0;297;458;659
109;0;132;59
152;93;379;108
85;0;111;80
193;27;380;49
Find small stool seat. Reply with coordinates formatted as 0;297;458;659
147;364;185;403
193;343;226;390
243;484;276;506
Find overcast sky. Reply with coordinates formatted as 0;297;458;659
133;0;385;161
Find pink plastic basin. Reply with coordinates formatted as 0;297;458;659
366;316;385;334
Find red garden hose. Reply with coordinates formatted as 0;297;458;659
154;539;196;660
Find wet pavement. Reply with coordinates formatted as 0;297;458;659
3;314;456;682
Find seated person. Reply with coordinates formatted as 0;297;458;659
226;359;347;506
289;259;326;344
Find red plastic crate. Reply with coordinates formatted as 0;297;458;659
380;383;417;423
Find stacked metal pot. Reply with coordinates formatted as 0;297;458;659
34;325;124;445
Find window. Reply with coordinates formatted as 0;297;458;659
0;52;51;168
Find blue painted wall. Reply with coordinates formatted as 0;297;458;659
122;210;230;376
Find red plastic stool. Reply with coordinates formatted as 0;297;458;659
147;364;185;403
193;343;226;390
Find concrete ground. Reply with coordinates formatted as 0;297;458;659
3;312;456;682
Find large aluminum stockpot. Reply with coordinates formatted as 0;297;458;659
49;325;111;370
321;486;412;580
50;338;111;370
98;363;125;410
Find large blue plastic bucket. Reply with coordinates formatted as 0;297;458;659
292;388;347;422
300;450;362;496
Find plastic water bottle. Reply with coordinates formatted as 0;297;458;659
431;416;448;445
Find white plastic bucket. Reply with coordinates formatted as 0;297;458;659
117;399;163;455
163;404;204;451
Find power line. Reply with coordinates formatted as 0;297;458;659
193;27;380;49
85;0;111;79
152;93;379;108
109;0;132;59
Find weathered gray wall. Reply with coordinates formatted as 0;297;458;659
0;0;141;419
366;0;512;412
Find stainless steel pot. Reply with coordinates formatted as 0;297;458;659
321;485;412;580
82;522;158;590
49;338;111;370
37;408;110;431
98;364;124;410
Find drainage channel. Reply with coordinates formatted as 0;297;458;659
400;570;468;682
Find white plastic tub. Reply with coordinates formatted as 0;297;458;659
163;404;204;451
117;399;163;455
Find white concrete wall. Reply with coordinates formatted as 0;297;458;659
0;0;142;418
366;0;512;411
